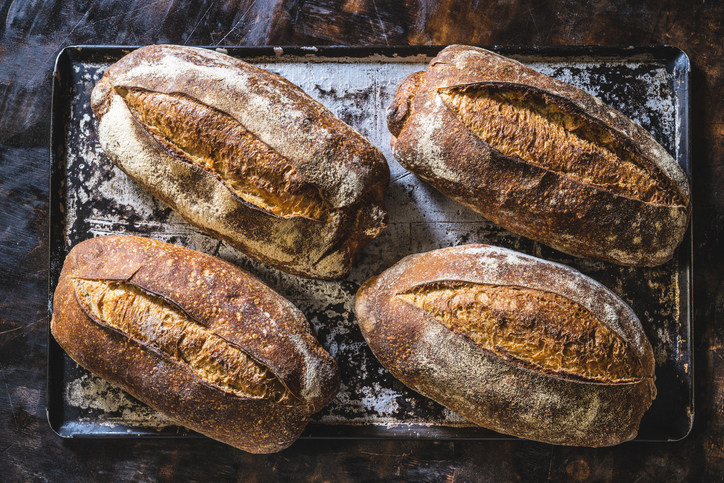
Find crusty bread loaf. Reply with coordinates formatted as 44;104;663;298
388;45;690;267
355;244;656;447
51;235;340;453
91;45;389;279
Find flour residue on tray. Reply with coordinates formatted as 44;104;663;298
65;373;171;426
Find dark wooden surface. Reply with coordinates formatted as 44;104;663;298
1;1;723;481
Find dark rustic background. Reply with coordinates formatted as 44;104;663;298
1;1;722;481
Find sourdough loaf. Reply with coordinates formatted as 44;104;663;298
355;244;656;447
91;45;389;279
51;235;340;453
388;45;690;267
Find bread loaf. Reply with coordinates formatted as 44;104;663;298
355;244;656;447
51;235;340;453
388;45;690;267
91;45;389;279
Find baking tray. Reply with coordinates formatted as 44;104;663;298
48;45;693;443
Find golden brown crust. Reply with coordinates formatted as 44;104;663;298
355;244;656;447
51;235;341;453
91;45;390;279
387;45;690;267
396;282;643;383
120;88;329;221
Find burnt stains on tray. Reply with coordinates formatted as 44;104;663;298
48;45;692;442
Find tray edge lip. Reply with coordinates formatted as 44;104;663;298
53;43;692;63
673;42;695;443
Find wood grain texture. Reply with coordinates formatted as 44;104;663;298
1;0;723;480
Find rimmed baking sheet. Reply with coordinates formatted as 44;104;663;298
48;45;692;442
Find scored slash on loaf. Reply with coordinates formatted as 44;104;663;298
387;45;691;267
51;235;341;453
355;244;657;447
91;45;390;279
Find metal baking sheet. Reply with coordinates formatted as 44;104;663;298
48;45;692;443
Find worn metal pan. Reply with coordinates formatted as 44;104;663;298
48;45;692;443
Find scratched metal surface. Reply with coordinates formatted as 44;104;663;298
48;46;692;442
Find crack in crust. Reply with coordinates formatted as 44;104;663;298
119;87;329;221
72;278;301;405
397;281;643;383
440;84;685;206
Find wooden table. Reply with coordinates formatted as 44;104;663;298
1;1;722;481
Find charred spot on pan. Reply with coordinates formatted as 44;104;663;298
71;277;303;406
116;87;329;221
438;83;686;207
314;85;375;131
396;281;643;383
